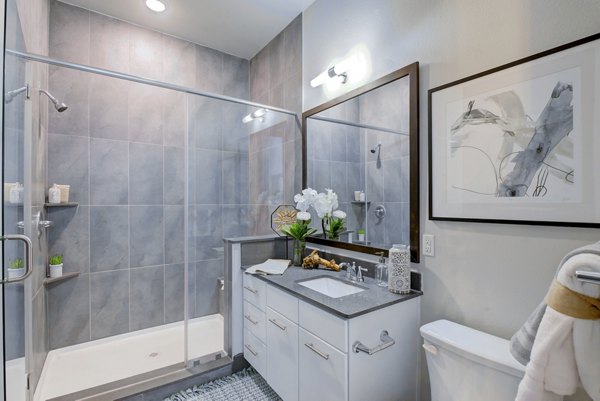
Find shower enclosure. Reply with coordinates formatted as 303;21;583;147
1;8;298;400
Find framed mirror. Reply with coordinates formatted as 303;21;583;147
302;62;420;262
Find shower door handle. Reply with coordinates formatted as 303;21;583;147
1;234;33;283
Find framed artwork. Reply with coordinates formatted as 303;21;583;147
428;33;600;227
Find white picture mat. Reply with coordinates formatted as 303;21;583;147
430;39;600;224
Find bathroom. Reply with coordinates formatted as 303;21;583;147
1;0;599;400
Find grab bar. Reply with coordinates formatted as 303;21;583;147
576;271;600;285
352;330;395;355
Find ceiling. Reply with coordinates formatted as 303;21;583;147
60;0;315;59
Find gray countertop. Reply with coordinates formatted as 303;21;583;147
242;265;422;319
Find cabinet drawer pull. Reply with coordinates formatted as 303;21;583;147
244;314;259;325
352;330;395;355
304;343;329;360
243;285;258;294
268;318;287;331
244;344;258;356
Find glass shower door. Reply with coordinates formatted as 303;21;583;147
2;18;34;401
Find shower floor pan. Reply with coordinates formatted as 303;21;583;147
34;314;224;401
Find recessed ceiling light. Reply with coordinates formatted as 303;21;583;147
145;0;166;12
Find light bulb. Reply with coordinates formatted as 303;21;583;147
145;0;166;12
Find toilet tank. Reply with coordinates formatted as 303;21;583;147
420;320;526;401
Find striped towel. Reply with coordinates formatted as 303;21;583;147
509;241;600;365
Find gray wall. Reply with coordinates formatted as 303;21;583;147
248;14;303;234
46;0;249;349
303;1;600;400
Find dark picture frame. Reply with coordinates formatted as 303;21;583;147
428;33;600;227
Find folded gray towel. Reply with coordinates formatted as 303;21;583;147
509;241;600;366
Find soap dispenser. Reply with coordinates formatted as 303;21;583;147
375;252;388;287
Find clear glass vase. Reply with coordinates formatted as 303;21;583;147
293;239;306;266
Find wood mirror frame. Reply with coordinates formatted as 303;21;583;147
302;62;420;262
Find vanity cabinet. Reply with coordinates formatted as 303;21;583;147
243;272;420;401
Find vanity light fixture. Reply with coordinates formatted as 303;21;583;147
310;53;363;88
242;108;268;124
145;0;166;12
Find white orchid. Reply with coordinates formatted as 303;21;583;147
332;210;346;219
296;211;311;221
294;187;318;212
313;188;339;218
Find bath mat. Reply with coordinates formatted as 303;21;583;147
164;367;281;401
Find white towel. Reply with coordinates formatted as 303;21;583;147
516;253;600;401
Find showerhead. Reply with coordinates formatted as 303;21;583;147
39;89;68;112
370;143;381;153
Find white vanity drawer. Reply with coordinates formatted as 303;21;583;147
299;300;348;352
243;274;266;311
267;285;298;323
243;300;266;343
244;328;266;378
299;327;348;401
266;308;299;401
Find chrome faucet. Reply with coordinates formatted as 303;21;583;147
356;266;367;282
339;262;355;281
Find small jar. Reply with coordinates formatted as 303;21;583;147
359;191;366;202
48;184;61;204
9;182;23;204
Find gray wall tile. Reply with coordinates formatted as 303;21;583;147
48;67;89;136
129;26;163;81
192;205;222;260
165;263;185;323
195;149;222;204
90;206;129;272
48;134;89;204
129;83;165;145
90;138;128;205
89;75;129;141
163;91;186;148
131;266;165;330
195;45;223;93
48;275;90;349
195;259;222;318
192;97;222;150
130;206;164;268
222;151;249;205
164;147;185;205
222;56;249;99
164;205;184;265
90;270;129;339
90;12;130;72
48;206;90;274
163;35;196;87
222;205;250;238
129;143;164;205
49;0;89;64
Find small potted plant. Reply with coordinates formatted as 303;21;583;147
357;229;366;243
8;258;24;279
48;254;63;278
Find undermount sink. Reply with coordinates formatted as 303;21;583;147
297;276;365;298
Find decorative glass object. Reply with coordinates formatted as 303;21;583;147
388;244;410;294
292;239;306;266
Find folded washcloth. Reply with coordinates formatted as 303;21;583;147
514;243;600;401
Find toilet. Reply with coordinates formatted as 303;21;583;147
420;319;526;401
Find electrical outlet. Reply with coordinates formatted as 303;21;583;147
423;234;434;257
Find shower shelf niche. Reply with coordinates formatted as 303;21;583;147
44;202;78;208
351;201;371;206
44;272;79;286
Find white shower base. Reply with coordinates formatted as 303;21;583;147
34;314;224;401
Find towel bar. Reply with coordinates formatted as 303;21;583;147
575;270;600;285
